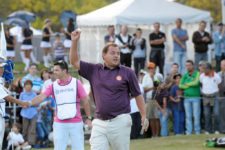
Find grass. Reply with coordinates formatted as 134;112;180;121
35;134;225;150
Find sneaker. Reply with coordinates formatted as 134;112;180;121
22;145;32;150
205;131;210;135
215;131;220;135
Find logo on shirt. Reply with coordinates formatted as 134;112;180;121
116;75;122;81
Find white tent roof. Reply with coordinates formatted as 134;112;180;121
78;0;212;26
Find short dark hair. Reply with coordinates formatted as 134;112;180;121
107;25;114;29
24;80;33;87
176;18;182;23
102;43;119;54
154;22;160;26
55;33;60;38
186;60;194;65
137;28;142;32
200;20;206;25
54;60;68;72
172;63;179;68
29;63;38;69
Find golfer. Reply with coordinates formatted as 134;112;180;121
25;60;92;150
70;30;148;150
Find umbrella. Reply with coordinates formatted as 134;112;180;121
60;10;77;28
5;18;28;28
8;10;36;23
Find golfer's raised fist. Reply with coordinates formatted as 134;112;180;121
71;29;81;41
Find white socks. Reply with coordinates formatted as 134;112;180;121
24;58;30;72
43;56;49;68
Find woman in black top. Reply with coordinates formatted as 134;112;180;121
63;18;74;64
21;27;33;71
40;19;53;68
5;28;16;60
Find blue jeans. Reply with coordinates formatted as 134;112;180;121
172;107;185;135
36;122;49;140
184;98;201;135
173;51;186;74
157;109;169;137
203;98;220;133
195;52;208;68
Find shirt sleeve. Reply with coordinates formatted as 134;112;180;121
79;61;96;81
128;69;141;97
43;84;53;97
77;80;88;100
0;85;9;99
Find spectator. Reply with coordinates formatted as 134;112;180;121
35;103;49;148
213;23;225;71
132;28;146;75
64;18;75;64
19;80;37;146
41;69;56;132
7;123;31;150
143;62;163;137
130;83;144;139
41;19;53;68
218;60;225;133
115;25;133;67
192;21;213;67
200;63;221;134
172;18;189;74
5;27;16;61
198;60;207;74
21;27;33;72
149;22;166;74
179;60;201;135
21;64;42;94
169;74;185;135
154;83;169;137
53;33;65;61
104;25;115;44
164;63;179;90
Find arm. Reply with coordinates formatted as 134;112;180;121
29;93;47;107
150;38;166;45
185;72;200;87
81;97;91;118
192;32;203;44
213;32;223;44
5;95;25;106
135;95;146;121
179;75;189;89
172;34;185;47
70;30;81;70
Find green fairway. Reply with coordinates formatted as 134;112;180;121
36;134;225;150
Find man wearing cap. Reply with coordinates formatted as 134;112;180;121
213;23;225;71
142;62;163;137
0;61;27;149
70;30;148;150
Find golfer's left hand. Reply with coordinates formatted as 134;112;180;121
85;119;92;128
140;118;149;134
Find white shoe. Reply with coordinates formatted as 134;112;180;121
215;131;220;135
205;131;210;135
22;145;32;150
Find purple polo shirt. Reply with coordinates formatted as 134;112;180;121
79;61;141;120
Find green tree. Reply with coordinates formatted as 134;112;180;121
0;0;117;29
175;0;222;23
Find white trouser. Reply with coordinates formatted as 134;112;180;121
90;114;132;150
53;122;84;150
0;116;5;150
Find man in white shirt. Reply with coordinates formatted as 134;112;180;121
115;25;133;67
200;63;221;134
142;62;163;137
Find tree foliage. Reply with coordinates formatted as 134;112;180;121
175;0;222;23
0;0;117;30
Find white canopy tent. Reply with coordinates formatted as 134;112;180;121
77;0;212;70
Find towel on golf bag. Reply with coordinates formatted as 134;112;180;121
2;59;14;84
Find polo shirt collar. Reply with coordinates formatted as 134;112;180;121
102;64;121;70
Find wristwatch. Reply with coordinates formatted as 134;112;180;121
86;116;93;120
28;101;32;107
